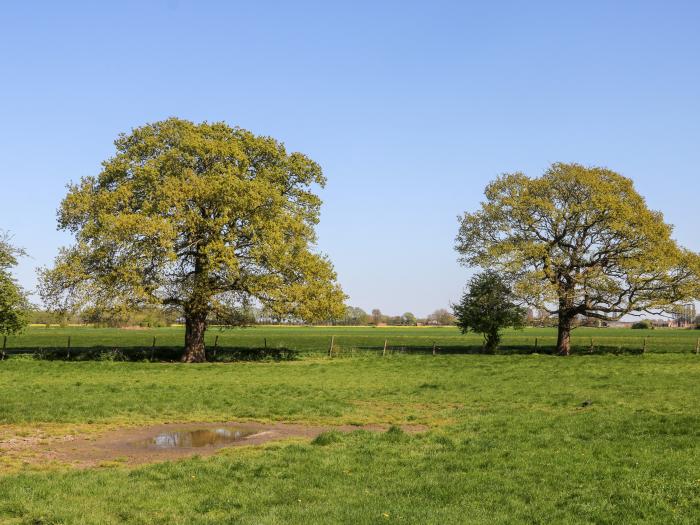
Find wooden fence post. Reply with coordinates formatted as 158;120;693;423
151;336;157;361
328;335;335;357
695;338;699;355
264;337;267;349
534;337;538;350
432;341;436;356
212;335;218;359
1;335;6;360
643;337;647;354
382;339;387;356
67;336;71;360
589;337;594;353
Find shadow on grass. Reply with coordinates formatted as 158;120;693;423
4;346;299;362
355;344;645;356
3;344;649;361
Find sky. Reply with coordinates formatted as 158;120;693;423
1;0;699;317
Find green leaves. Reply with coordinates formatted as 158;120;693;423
453;271;525;352
0;232;30;336
40;118;346;353
456;163;700;324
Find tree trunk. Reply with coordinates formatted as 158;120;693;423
557;314;572;356
183;311;207;363
484;331;500;354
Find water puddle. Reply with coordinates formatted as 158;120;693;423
11;423;428;468
136;428;257;449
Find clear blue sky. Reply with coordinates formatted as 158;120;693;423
1;1;699;317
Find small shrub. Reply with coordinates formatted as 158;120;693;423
311;431;343;446
383;425;407;443
632;320;653;329
7;353;33;361
98;349;127;362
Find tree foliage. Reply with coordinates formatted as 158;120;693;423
39;118;345;361
401;312;416;325
340;306;369;325
453;271;525;352
0;232;30;336
426;308;455;326
456;163;700;354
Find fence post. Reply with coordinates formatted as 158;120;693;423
1;335;6;360
328;335;335;357
534;337;538;350
264;337;267;349
211;335;218;359
67;336;71;360
643;337;647;354
695;338;699;355
151;336;157;361
589;337;594;353
382;339;387;356
432;341;436;356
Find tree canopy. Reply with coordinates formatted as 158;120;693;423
341;306;369;325
0;232;30;338
401;312;417;325
453;271;525;352
426;308;455;326
456;163;700;354
40;118;345;361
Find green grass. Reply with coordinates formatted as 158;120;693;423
4;325;700;356
0;328;699;523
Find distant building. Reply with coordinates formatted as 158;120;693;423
604;321;634;328
650;318;693;329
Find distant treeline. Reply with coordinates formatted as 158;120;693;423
28;304;700;329
29;306;181;328
28;306;458;328
336;307;456;326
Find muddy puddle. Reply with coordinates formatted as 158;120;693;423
137;427;257;449
6;422;427;468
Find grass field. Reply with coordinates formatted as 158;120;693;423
1;327;699;524
3;325;700;357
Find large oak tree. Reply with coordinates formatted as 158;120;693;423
40;118;345;362
456;163;700;355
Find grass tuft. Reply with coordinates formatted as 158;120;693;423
311;431;344;446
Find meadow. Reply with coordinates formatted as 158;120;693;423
3;325;700;358
0;326;699;524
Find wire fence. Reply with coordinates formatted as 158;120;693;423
2;332;699;362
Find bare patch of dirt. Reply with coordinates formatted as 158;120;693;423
1;422;427;469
